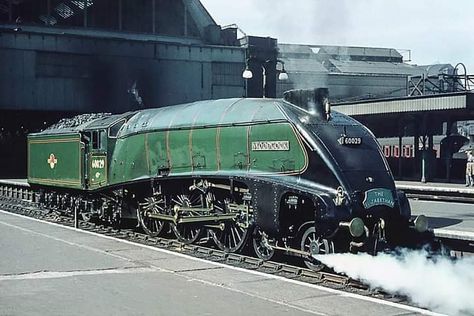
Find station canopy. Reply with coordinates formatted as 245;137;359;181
0;0;216;40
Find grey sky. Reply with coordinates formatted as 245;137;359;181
201;0;474;72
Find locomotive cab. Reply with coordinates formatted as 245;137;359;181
81;129;108;189
80;114;131;190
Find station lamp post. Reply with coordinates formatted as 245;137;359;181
242;59;288;98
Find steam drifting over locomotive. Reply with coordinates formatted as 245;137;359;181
27;89;427;268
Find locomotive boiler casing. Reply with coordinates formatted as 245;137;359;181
108;99;311;233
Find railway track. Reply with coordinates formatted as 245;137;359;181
0;183;424;309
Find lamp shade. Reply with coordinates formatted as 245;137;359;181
278;71;289;81
242;69;253;79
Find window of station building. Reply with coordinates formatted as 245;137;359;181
1;0;201;38
121;0;152;33
1;0;90;27
86;0;119;30
392;145;400;158
36;52;91;79
212;62;246;87
120;0;199;37
1;0;50;25
154;0;199;37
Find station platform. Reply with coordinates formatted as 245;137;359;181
395;180;474;242
396;180;474;196
0;179;28;186
0;210;441;316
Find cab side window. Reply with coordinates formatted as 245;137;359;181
83;131;105;151
109;120;125;138
92;131;101;150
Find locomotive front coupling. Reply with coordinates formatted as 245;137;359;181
410;214;429;233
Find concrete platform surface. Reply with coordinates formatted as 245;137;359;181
410;200;474;241
0;179;28;186
396;180;474;194
0;210;440;316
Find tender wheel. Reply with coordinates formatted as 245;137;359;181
252;226;275;261
138;194;166;237
300;226;334;271
208;192;251;253
81;212;93;222
170;193;203;244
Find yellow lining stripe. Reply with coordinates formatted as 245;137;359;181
144;134;151;174
28;178;81;185
29;138;79;144
189;129;194;172
216;127;221;171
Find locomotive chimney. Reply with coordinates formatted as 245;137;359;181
283;88;331;120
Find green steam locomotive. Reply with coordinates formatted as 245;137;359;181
27;89;427;268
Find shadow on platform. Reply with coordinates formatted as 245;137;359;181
426;216;462;229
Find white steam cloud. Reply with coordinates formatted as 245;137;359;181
315;249;474;316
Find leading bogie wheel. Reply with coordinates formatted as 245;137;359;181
252;226;275;261
300;226;334;271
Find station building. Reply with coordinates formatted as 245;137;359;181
0;0;473;182
0;0;249;176
275;43;474;182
